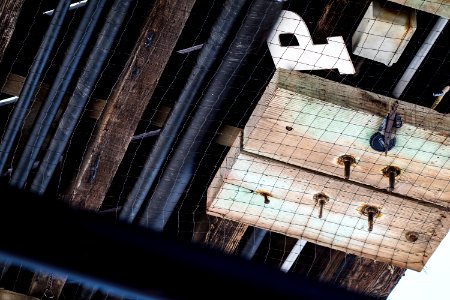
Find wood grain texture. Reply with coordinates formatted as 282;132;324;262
277;70;450;134
339;256;405;298
389;0;450;18
0;0;24;64
0;289;39;300
243;70;450;206
208;151;450;270
313;0;371;44
202;217;248;254
64;0;196;211
292;242;405;298
28;273;66;300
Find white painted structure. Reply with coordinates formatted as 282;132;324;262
267;10;355;75
352;1;417;67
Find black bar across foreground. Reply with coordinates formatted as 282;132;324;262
0;183;374;300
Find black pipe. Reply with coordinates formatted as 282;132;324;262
137;0;285;231
119;0;248;222
0;183;374;300
240;228;268;260
0;0;71;173
10;0;108;189
30;0;134;195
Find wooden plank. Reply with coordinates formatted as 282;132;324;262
0;289;39;300
0;0;25;64
28;273;66;300
276;70;450;134
207;134;242;208
214;125;243;147
313;0;371;44
200;216;248;254
338;256;405;298
243;70;450;206
207;151;450;271
63;0;196;211
389;0;450;18
292;242;405;298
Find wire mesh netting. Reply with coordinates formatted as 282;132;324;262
0;0;449;299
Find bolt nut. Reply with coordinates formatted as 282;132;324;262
382;166;401;177
313;192;329;204
362;205;381;217
405;231;419;242
337;155;356;166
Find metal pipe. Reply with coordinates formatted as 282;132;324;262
431;85;449;109
30;0;134;195
280;239;307;272
136;0;286;231
119;0;249;222
43;0;89;16
0;183;371;300
0;96;19;107
392;17;448;98
10;0;108;189
0;0;71;174
240;228;268;260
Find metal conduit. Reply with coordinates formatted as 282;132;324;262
0;0;71;173
240;228;268;260
136;0;285;231
11;0;108;189
392;17;448;99
119;0;249;222
30;0;134;195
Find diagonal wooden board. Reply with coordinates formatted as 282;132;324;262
208;147;450;271
244;70;450;207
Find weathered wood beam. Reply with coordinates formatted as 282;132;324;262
0;0;25;64
313;0;371;44
199;216;405;298
195;215;248;254
0;289;39;300
291;242;405;298
338;256;405;299
28;273;66;300
389;0;450;18
65;0;197;211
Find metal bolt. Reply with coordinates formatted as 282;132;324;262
338;155;356;180
382;166;401;192
256;190;271;205
362;206;381;232
405;231;419;242
314;193;329;219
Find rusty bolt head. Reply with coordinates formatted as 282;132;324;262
405;231;419;242
337;155;356;166
313;192;329;204
382;166;401;177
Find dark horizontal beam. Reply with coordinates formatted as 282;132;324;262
0;183;374;300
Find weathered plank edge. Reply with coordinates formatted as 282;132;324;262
276;69;450;134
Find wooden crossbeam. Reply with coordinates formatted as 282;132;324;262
64;0;197;211
313;0;371;45
28;273;66;300
389;0;450;18
0;0;25;64
207;70;450;271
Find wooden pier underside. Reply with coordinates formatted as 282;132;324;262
207;70;450;271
